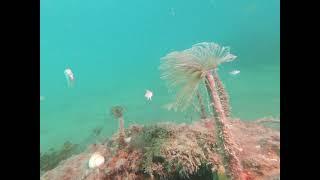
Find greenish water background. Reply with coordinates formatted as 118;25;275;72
40;0;280;152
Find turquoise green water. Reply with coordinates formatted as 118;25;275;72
40;0;280;152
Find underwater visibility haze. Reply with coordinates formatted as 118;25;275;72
40;0;279;179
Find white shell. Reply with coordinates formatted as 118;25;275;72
125;137;132;143
88;153;105;169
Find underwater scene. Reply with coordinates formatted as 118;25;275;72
40;0;280;179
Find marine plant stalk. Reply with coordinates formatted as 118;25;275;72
205;72;243;180
213;70;231;118
110;106;126;149
118;116;126;148
205;80;218;120
196;91;207;119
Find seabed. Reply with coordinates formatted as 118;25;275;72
41;118;279;180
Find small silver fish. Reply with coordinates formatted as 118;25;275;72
64;68;75;87
229;70;240;75
145;90;153;101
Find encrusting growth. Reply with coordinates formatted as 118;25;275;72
213;70;231;118
205;72;243;179
41;120;280;180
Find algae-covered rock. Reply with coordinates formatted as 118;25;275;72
40;141;80;172
41;119;280;180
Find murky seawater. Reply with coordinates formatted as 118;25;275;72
41;0;279;152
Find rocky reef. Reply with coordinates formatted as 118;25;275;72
40;118;279;180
